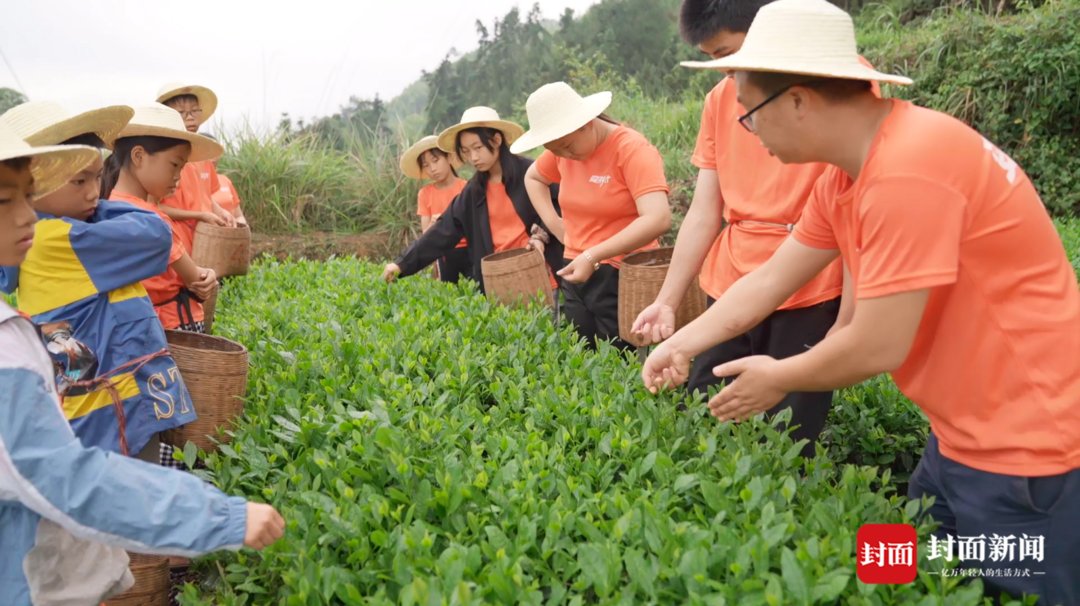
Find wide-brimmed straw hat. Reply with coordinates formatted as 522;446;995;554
680;0;912;86
116;104;223;162
0;123;99;197
0;101;133;149
436;107;524;159
155;82;218;122
399;135;463;179
510;82;613;154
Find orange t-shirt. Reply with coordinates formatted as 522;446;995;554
692;77;843;307
535;126;668;265
211;173;241;213
161;160;220;254
418;179;467;248
794;100;1080;476
486;182;530;253
110;191;203;329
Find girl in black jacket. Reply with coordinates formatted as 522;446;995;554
382;107;563;290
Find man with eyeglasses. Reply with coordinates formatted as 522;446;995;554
155;82;237;256
632;0;876;456
644;0;1080;601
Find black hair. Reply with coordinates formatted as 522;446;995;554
679;0;776;44
101;135;190;199
455;127;519;187
596;113;620;126
162;93;199;107
1;157;32;171
743;72;873;101
61;133;108;149
417;147;459;178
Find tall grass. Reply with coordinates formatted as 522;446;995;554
217;124;423;257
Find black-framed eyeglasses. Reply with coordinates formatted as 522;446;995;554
737;82;811;133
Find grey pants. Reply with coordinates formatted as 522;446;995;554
909;433;1080;605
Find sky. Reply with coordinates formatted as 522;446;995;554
0;0;600;135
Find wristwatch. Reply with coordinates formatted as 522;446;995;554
581;249;601;270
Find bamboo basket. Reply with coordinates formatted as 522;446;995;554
104;553;170;606
192;223;250;277
161;331;249;453
481;248;554;308
618;247;708;347
200;282;219;334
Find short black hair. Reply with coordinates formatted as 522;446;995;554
679;0;775;45
61;133;108;149
743;72;873;100
417;148;458;178
1;157;32;171
162;93;199;107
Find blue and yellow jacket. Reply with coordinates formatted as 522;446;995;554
0;200;197;455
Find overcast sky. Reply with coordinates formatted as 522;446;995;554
0;0;600;134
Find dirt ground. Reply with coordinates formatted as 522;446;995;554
250;231;391;262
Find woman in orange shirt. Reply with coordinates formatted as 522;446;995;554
515;83;672;350
102;104;221;332
399;135;469;283
383;107;563;291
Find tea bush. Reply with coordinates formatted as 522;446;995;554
173;259;1028;605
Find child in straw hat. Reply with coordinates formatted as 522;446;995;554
633;0;884;456
0;124;284;606
400;135;470;283
383;107;563;291
155;82;236;255
645;0;1080;601
103;104;220;334
0;101;198;468
512;82;672;350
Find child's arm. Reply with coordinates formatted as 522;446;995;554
66;202;175;291
171;254;217;300
159;203;226;227
0;321;282;555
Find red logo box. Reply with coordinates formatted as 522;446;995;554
857;524;918;584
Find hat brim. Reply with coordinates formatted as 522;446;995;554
399;139;463;180
117;125;224;163
0;144;100;198
21;105;134;150
437;119;525;162
680;57;913;86
156;85;219;123
510;92;613;154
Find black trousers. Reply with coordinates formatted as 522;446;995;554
437;247;472;284
687;297;840;457
561;263;633;351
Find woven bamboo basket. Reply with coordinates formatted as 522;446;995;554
192;223;250;277
161;330;249;453
481;248;554;308
104;553;170;606
618;247;708;347
201;282;219;334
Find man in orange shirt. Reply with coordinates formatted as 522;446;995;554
643;0;1080;602
633;0;850;455
156;83;235;253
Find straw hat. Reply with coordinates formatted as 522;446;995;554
0;101;133;149
436;107;524;159
399;135;463;179
0;123;99;197
155;82;218;122
115;104;223;163
680;0;912;86
510;83;612;154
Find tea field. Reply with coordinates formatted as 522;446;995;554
171;253;1072;605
